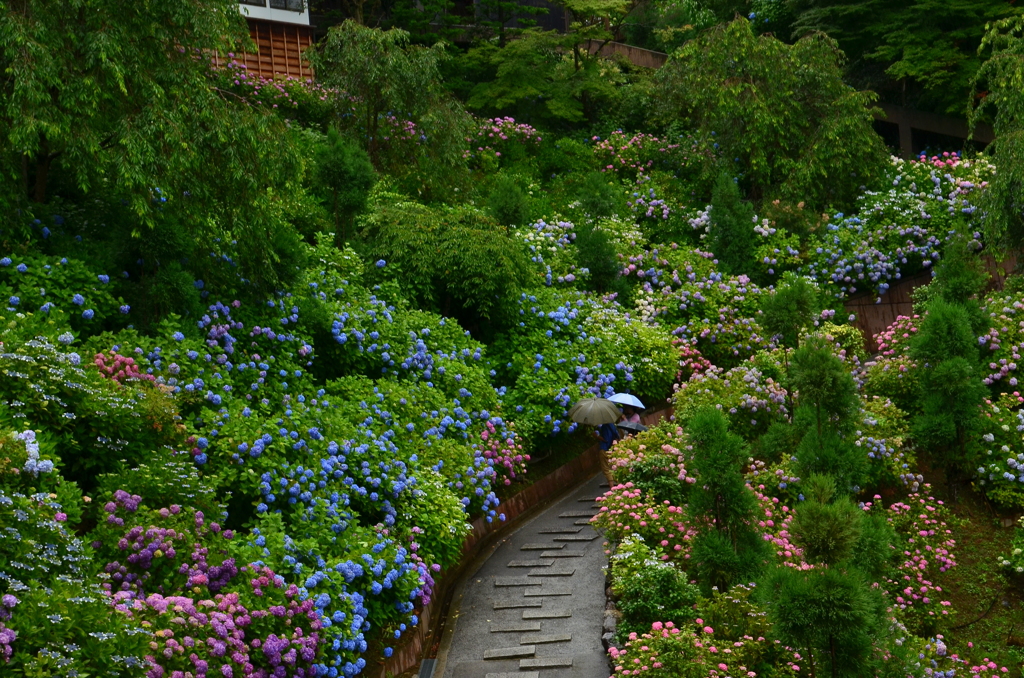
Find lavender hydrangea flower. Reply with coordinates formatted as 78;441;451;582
58;332;74;345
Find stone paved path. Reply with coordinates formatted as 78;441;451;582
437;473;610;678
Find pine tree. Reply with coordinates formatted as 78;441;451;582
790;337;866;493
910;299;987;498
708;172;757;276
687;407;766;593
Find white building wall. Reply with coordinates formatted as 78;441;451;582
238;2;310;25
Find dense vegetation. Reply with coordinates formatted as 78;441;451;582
2;1;1024;677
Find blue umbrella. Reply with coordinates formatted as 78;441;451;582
607;393;645;410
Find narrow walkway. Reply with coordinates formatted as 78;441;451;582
438;472;610;678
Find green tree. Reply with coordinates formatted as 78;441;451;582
790;337;866;492
791;474;862;566
687;407;766;593
909;299;987;497
973;16;1024;257
708;173;758;276
313;129;376;244
762;565;884;678
789;0;1019;114
0;0;311;293
574;223;628;296
465;30;623;125
308;21;472;181
760;273;819;415
654;18;887;208
359;197;531;331
486;174;532;227
474;0;549;47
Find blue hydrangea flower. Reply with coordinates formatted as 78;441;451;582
8;296;18;306
119;305;130;314
97;274;109;284
16;263;27;273
172;332;185;341
0;257;10;267
72;294;84;305
375;260;386;268
82;309;94;320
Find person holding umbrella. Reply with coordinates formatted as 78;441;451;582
568;397;622;481
607;393;647;435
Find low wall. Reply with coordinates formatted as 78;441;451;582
380;405;675;676
845;254;1017;352
585;40;668;69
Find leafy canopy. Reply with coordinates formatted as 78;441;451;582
654;18;888;209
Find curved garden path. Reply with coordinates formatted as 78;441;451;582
435;472;611;678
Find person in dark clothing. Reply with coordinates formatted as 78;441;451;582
596;422;619;451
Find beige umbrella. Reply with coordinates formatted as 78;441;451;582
568;397;621;425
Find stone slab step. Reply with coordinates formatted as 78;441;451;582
484;645;536;660
574;519;595;526
537;528;581;534
486;673;539;678
524;586;572;597
521;543;563;551
493;600;543;610
490;622;542;633
507;560;553;568
519;657;574;669
577;497;599;502
522;608;571;619
527;569;575;577
520;633;572;645
559;510;596;518
540;551;584;558
494;577;543;587
553;535;598;542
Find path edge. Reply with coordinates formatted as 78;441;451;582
380;406;674;677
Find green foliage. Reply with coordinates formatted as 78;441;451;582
359;197;531;326
487;174;533;227
909;299;986;489
790;337;860;435
973;15;1024;254
0;319;183;491
309;21;472;196
610;536;700;638
791;0;1019;114
790;474;863;566
761;565;885;677
313;129;376;242
687;407;766;592
575;171;622;219
466;31;623;124
0;490;148;675
655;18;888;209
574;224;626;295
708;173;758;276
475;0;550;46
760;273;819;349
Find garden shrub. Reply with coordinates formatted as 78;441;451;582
610;536;700;638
